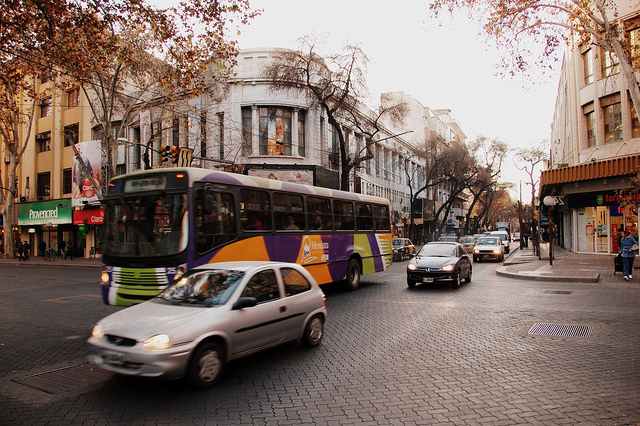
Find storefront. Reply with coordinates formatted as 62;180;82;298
18;199;73;256
568;191;639;254
73;208;104;258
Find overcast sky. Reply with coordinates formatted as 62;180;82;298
232;0;562;199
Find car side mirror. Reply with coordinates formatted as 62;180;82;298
232;297;258;310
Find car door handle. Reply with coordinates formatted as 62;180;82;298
280;306;286;313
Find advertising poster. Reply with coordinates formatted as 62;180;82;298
72;140;102;207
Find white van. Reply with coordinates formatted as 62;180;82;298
489;231;511;254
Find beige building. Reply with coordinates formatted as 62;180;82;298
543;3;640;254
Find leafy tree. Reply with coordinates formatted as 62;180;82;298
262;36;408;191
430;0;640;116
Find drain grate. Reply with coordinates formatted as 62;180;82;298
13;363;112;394
542;290;574;295
529;323;592;337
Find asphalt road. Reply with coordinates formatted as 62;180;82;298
0;259;639;425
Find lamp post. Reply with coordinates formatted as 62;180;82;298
543;196;556;266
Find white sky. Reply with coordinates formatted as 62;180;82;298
232;0;562;199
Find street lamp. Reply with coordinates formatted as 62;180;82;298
543;196;556;266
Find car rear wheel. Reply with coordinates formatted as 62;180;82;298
344;258;361;291
302;315;324;347
187;342;224;389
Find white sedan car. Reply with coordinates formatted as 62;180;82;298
88;261;327;388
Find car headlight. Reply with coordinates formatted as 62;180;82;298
474;249;480;253
407;263;418;271
494;248;502;254
92;324;104;340
142;334;172;351
441;264;455;271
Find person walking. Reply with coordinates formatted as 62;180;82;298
22;241;30;261
38;240;46;257
620;230;638;281
16;242;23;261
65;241;73;260
58;240;66;259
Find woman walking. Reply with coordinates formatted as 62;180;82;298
620;230;638;281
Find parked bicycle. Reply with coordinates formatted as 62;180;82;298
44;248;56;262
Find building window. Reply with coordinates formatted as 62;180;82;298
62;168;72;194
40;71;51;84
64;123;79;147
35;131;51;152
328;124;339;168
259;107;291;156
631;95;640;139
298;111;306;157
583;102;596;147
582;48;593;86
66;87;80;109
601;49;619;77
172;117;180;146
37;172;50;198
217;112;224;159
242;108;252;155
200;112;207;158
40;97;52;118
601;93;622;143
629;25;640;68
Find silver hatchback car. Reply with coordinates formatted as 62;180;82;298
88;261;327;388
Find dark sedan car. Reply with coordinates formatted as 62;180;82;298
406;242;472;289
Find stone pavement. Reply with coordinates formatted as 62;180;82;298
497;242;632;283
0;253;102;269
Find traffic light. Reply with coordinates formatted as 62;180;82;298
534;210;539;221
171;146;181;163
160;145;171;162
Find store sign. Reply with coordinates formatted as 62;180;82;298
73;209;105;225
18;199;73;225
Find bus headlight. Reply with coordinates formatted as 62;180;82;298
100;272;110;284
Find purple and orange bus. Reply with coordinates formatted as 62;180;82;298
100;168;393;306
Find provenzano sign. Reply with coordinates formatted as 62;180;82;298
18;199;73;225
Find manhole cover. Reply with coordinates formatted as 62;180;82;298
13;363;112;394
529;323;592;337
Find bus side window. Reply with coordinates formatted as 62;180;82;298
273;192;304;231
306;197;332;231
356;202;373;231
195;187;236;254
333;199;355;231
373;204;391;231
241;189;272;231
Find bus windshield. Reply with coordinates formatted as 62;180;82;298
104;192;189;257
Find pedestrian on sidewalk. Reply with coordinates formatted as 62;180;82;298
22;241;30;261
38;240;46;257
620;230;638;281
65;241;73;260
16;242;23;261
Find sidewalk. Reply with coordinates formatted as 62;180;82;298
0;254;102;269
497;243;621;283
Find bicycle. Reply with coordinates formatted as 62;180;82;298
44;248;56;262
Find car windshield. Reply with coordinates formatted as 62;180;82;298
438;236;456;242
392;238;404;247
478;238;499;245
104;192;189;257
460;237;474;244
419;244;457;257
157;269;245;306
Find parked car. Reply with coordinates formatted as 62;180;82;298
88;261;327;388
459;235;476;253
406;242;472;289
489;230;511;254
512;232;521;242
392;238;415;260
473;236;505;262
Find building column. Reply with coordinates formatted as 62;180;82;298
251;105;259;155
292;108;299;156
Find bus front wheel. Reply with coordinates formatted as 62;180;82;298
344;258;361;291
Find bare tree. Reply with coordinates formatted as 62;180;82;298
262;36;407;191
430;0;640;115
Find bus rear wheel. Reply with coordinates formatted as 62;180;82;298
344;258;361;291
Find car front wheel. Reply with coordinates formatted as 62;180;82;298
188;342;224;389
302;315;324;347
452;272;461;289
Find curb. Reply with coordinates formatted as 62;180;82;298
495;266;600;283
